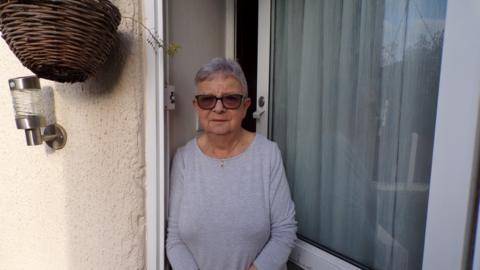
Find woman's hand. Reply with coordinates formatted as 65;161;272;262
248;264;257;270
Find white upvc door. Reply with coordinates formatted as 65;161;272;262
144;0;167;270
256;0;480;269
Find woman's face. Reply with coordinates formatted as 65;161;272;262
194;75;251;136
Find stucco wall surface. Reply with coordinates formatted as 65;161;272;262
0;1;146;269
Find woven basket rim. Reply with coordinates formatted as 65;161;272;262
0;0;121;83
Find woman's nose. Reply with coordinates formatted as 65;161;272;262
212;99;226;112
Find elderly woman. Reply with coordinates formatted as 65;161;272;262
166;58;297;270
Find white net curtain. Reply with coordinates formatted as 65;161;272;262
271;0;446;269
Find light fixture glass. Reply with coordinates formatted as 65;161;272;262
10;76;44;116
8;76;67;149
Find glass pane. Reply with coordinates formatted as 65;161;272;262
271;0;447;269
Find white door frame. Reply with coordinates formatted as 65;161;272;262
421;0;480;269
255;0;272;136
256;0;480;269
144;0;166;269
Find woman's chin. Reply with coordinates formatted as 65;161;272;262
205;125;236;136
206;129;231;136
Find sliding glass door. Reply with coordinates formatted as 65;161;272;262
255;0;480;269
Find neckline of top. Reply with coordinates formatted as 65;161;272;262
194;133;259;162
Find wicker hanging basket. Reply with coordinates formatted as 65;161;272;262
0;0;121;83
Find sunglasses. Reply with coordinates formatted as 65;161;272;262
195;94;246;110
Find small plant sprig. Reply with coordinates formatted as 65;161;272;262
123;16;180;56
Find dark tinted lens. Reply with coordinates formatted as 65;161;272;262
222;94;243;109
196;95;216;109
195;94;244;110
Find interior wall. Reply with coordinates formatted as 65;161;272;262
0;1;147;269
167;0;228;154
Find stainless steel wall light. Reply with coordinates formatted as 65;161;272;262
8;76;67;150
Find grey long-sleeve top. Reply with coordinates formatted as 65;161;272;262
166;134;297;270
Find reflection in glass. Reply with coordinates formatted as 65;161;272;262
272;0;447;269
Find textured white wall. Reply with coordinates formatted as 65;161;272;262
0;1;146;269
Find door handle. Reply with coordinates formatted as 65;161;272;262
253;109;265;119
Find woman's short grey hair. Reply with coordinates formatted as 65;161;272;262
195;58;248;96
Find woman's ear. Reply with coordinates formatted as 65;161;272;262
242;98;252;118
243;97;252;109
